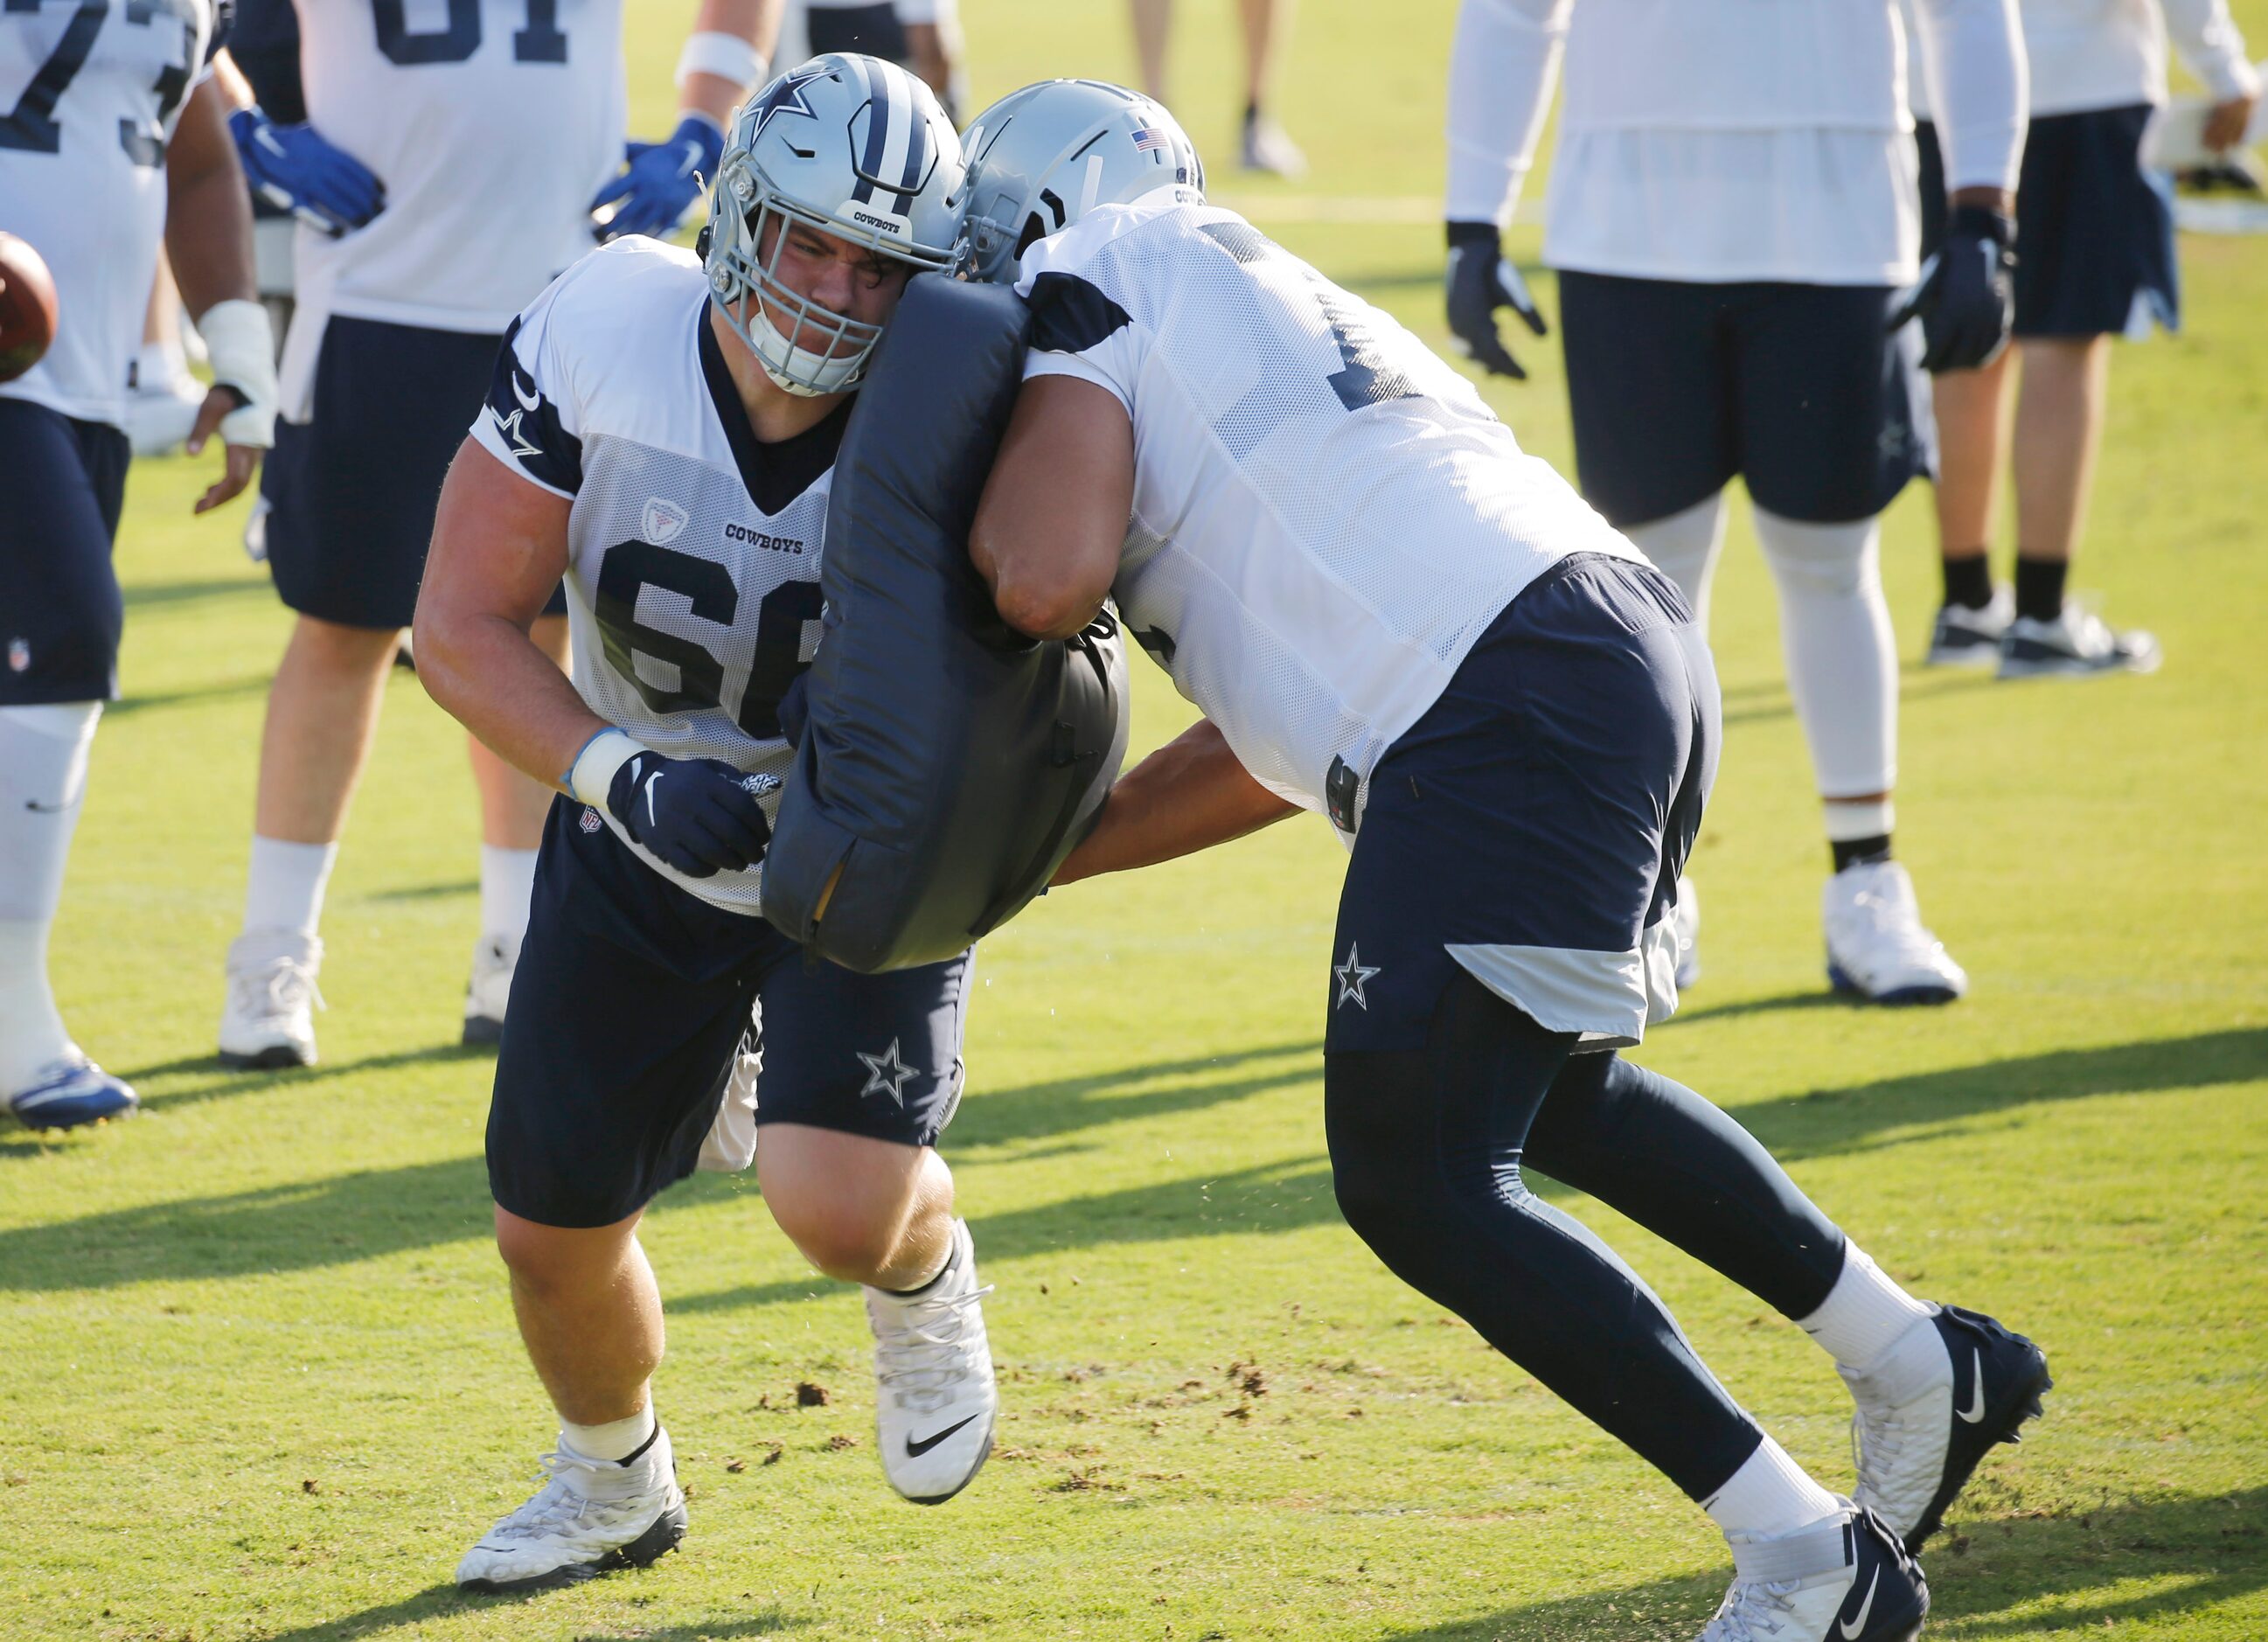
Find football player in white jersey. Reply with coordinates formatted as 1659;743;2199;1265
1911;0;2254;674
411;58;998;1590
1442;0;2028;1005
961;80;2050;1642
209;0;782;1071
1;0;279;1129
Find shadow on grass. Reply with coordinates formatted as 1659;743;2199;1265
106;673;273;718
1381;1488;2268;1641
113;1040;495;1111
242;1583;801;1642
945;1038;1321;1152
121;574;269;610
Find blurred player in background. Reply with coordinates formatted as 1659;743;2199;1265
1916;0;2257;675
1443;0;2028;1006
1130;0;1305;176
2;0;279;1128
210;0;780;1072
778;0;964;116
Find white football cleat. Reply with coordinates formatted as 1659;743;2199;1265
1924;588;2013;668
219;929;324;1068
1240;108;1307;178
461;931;518;1047
1671;873;1701;990
1823;862;1965;1006
1845;1304;2051;1553
866;1218;998;1504
9;1054;137;1131
1998;602;2161;678
1701;1504;1928;1642
456;1426;686;1593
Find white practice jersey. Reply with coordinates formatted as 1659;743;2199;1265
1016;191;1640;829
278;0;626;414
470;239;841;916
1444;0;2027;285
0;0;212;425
1906;0;2258;118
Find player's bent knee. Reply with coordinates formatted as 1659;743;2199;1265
757;1126;936;1284
492;1204;641;1289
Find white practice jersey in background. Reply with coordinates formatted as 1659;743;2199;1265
1444;0;2027;285
1905;0;2257;119
1016;191;1639;829
0;0;212;426
470;240;839;916
279;0;626;414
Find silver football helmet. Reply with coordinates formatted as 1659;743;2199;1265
957;80;1204;284
706;53;967;396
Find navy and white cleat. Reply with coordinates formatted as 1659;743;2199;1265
866;1218;998;1504
456;1426;686;1593
1924;588;2012;668
461;931;519;1048
9;1055;138;1131
1823;862;1966;1006
1701;1504;1928;1642
1845;1304;2051;1554
1999;602;2161;679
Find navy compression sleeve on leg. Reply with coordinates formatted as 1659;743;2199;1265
1324;969;1763;1501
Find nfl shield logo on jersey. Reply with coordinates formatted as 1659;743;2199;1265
642;497;689;545
7;638;27;673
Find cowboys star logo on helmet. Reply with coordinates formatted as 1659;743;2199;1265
746;62;831;148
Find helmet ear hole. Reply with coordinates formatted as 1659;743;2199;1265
1014;212;1049;259
695;223;713;261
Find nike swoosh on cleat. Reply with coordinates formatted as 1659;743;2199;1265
1840;1568;1881;1639
905;1415;979;1458
1957;1347;1986;1423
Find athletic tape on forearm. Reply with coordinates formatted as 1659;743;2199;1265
566;727;645;807
196;298;280;448
675;31;765;93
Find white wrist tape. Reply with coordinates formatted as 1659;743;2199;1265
567;727;646;807
675;31;765;93
196;298;280;449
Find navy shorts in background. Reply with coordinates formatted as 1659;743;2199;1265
1918;108;2178;338
1557;271;1935;527
487;797;974;1229
1327;553;1718;1057
0;398;130;705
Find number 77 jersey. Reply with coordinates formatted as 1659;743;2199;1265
1014;191;1641;829
472;239;839;915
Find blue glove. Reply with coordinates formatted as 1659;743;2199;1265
1444;220;1548;381
589;114;726;242
1889;205;2016;373
227;107;385;237
606;747;772;879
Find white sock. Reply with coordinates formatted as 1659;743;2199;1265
561;1409;657;1465
1704;1434;1844;1540
1624;491;1729;631
1753;506;1898;799
478;845;539;944
0;704;101;1090
242;835;338;938
1799;1244;1934;1368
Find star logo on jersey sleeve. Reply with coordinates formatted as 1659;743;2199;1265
1333;943;1381;1010
857;1037;919;1106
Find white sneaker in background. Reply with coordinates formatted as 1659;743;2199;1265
1240;108;1307;178
1924;588;2013;667
456;1426;686;1592
866;1217;998;1504
1999;601;2161;678
461;930;518;1047
219;928;324;1068
1822;861;1965;1006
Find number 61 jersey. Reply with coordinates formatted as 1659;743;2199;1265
471;239;841;916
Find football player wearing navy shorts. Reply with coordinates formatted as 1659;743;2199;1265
1914;0;2254;675
209;0;779;1068
960;80;2049;1642
412;59;998;1590
1442;0;2032;1006
1;0;279;1129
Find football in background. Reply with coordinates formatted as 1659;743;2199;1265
0;231;60;385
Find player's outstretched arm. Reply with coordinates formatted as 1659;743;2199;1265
163;76;278;513
970;375;1135;642
1051;719;1297;887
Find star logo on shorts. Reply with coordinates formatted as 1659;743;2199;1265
858;1037;918;1106
1333;943;1381;1010
1879;419;1910;459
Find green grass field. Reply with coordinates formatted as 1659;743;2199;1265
6;3;2267;1638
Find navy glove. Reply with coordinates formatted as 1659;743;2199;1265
606;748;773;879
227;107;385;237
589;114;726;242
1890;205;2016;373
1444;220;1548;381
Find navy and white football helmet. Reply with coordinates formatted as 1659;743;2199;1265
705;54;967;395
957;80;1204;284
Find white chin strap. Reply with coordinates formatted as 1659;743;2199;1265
750;304;864;397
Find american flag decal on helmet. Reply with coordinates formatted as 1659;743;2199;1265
1131;127;1168;153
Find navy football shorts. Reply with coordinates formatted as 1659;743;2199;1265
0;398;130;705
1557;271;1935;527
259;315;566;630
1326;553;1718;1056
487;797;975;1229
1919;108;2178;338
